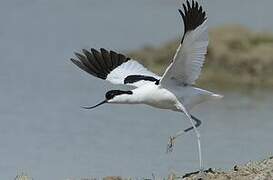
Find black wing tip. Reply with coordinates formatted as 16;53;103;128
91;48;100;54
100;48;108;53
74;52;85;59
179;0;207;41
70;58;80;67
82;48;90;55
70;58;79;64
71;48;130;80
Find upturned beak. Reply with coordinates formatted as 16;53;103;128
81;99;108;109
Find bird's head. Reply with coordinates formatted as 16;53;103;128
82;90;133;109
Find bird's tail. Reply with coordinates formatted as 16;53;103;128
197;88;224;101
182;87;223;109
210;93;224;99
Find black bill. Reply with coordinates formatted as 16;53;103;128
81;100;107;109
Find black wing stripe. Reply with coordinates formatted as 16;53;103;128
124;75;160;85
179;0;207;43
71;48;130;80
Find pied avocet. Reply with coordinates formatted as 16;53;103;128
71;0;223;171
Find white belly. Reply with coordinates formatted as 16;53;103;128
133;84;180;111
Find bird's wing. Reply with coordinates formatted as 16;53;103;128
71;48;160;87
160;0;208;87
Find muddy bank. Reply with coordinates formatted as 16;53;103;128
180;156;273;180
76;157;273;180
128;25;273;89
17;157;272;179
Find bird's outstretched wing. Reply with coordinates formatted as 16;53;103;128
160;0;208;87
71;48;160;87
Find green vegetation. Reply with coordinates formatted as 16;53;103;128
128;25;273;89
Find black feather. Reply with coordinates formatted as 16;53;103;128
110;51;119;69
100;48;112;71
71;48;130;80
179;0;207;43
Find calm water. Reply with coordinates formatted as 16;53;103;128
1;0;273;179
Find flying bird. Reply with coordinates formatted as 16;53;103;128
71;0;222;172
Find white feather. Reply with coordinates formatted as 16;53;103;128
106;60;160;87
160;20;208;87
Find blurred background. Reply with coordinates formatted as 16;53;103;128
0;0;273;179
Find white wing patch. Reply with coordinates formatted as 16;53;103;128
161;20;208;87
106;60;160;87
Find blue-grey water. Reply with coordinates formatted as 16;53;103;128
1;0;273;179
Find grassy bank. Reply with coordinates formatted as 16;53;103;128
128;25;273;89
